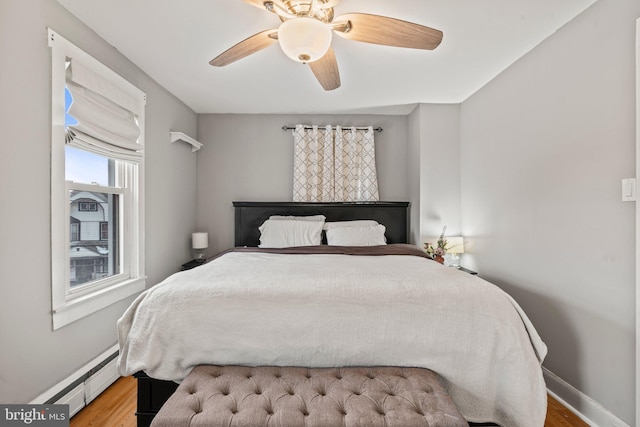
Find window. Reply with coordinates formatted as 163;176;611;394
49;29;146;330
100;222;109;240
69;189;119;287
70;221;80;241
78;202;98;212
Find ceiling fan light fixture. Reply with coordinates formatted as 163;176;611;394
278;17;332;63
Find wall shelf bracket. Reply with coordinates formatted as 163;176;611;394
170;131;202;152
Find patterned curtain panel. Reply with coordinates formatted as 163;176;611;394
292;125;379;202
293;125;334;202
334;126;379;202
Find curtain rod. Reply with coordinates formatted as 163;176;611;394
282;125;383;133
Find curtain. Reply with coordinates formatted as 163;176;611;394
65;59;143;162
293;125;334;202
292;125;379;202
334;126;379;202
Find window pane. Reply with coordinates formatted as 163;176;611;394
65;86;78;126
69;190;120;288
65;146;110;186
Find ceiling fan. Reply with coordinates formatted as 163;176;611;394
209;0;443;91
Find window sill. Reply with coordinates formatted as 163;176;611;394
53;277;146;330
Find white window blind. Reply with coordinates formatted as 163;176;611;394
65;59;143;162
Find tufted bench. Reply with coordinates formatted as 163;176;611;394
150;365;467;427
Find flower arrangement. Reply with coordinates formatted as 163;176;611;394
424;226;448;263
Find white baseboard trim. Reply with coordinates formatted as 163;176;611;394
30;343;120;414
543;367;629;427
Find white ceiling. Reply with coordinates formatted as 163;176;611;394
57;0;595;115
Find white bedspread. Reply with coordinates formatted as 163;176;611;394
118;250;547;427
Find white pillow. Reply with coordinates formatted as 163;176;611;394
258;219;324;248
326;224;387;246
269;215;326;222
323;220;379;230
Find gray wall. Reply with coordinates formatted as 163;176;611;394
408;108;422;245
0;0;198;403
460;0;638;423
196;114;409;252
407;104;461;246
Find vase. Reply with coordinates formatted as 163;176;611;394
434;255;445;264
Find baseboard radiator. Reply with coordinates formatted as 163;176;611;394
30;344;120;417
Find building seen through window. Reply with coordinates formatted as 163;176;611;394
68;189;118;286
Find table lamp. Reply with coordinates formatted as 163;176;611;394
192;232;208;263
446;236;464;268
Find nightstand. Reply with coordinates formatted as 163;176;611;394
181;259;206;271
457;266;477;275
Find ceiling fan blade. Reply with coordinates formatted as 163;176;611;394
209;30;278;67
308;47;341;91
333;13;442;50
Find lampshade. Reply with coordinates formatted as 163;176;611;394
278;17;332;63
192;232;208;249
447;236;464;254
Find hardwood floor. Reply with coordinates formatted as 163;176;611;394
545;394;591;427
71;376;590;427
70;376;136;427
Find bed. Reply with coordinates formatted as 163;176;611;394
118;201;547;427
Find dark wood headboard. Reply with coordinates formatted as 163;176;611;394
233;202;410;247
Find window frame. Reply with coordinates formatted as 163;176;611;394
49;28;146;330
